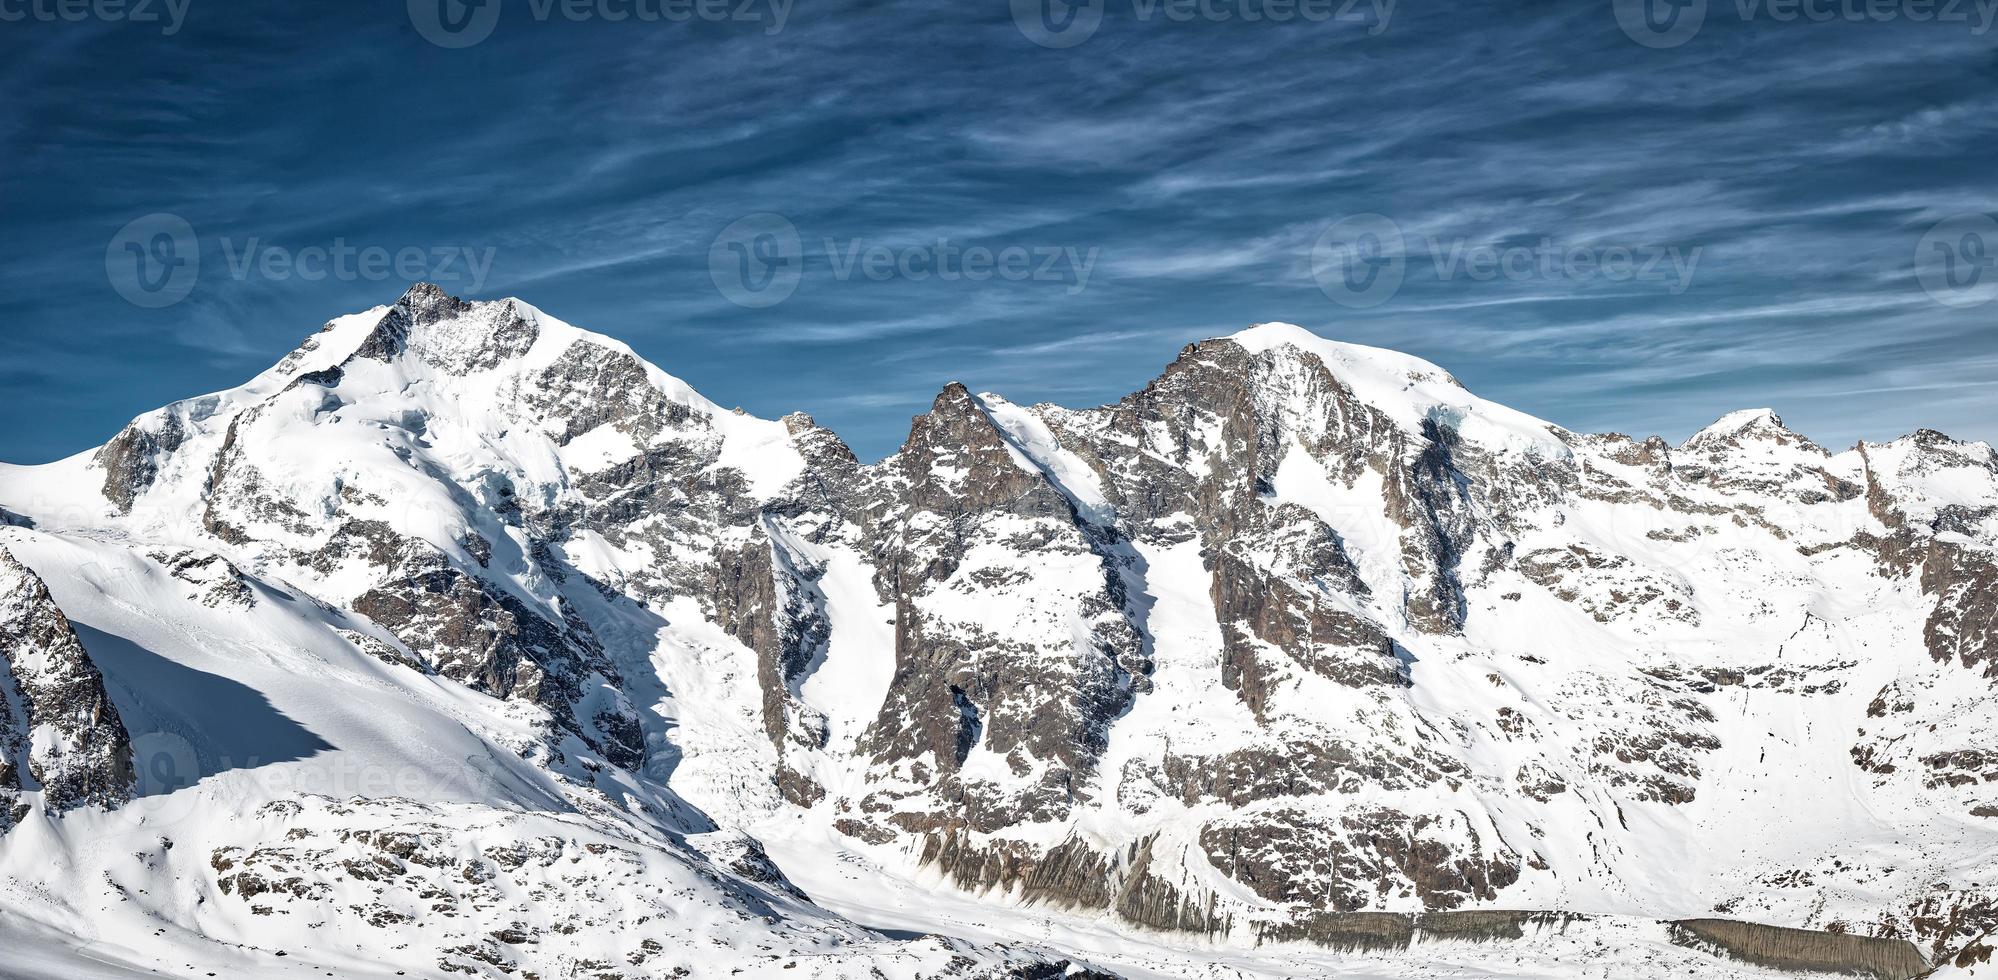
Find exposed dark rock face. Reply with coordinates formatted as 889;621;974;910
93;410;186;514
523;339;696;447
149;549;258;608
710;530;832;763
1855;432;1998;676
349;282;468;363
919;831;1119;911
851;383;1146;828
1887;885;1998;964
348;285;541;376
917;830;1231;938
1254;910;1415;952
0;548;134;828
1416;909;1575;943
1252;909;1588;951
1516;544;1698;628
1949;928;1997;974
1921;541;1997;677
1155;738;1462;807
1668;918;1929;980
1387;420;1478;635
353;554;642;769
1209;544;1398;717
1000;963;1123;980
1199;807;1520;913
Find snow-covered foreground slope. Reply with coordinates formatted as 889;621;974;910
0;284;1992;979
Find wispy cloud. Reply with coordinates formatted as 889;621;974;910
0;0;1993;463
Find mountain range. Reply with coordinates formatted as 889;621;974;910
0;283;1993;979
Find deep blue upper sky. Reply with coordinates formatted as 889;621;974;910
2;0;1994;463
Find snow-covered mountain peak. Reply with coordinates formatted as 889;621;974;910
1227;321;1463;387
1699;406;1783;432
280;287;810;498
1221;321;1570;458
344;281;540;372
1859;428;1998;531
1681;408;1817;451
13;287;814;533
1667;407;1856;503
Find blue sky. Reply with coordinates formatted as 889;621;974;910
1;0;1994;463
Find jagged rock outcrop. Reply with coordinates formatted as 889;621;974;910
353;553;644;769
851;383;1147;831
93;410;187;514
0;548;134;829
